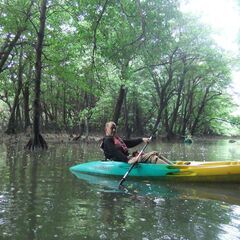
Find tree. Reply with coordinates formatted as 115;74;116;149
5;46;25;134
0;1;33;73
26;0;48;150
0;0;236;139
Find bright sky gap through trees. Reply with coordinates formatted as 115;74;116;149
181;0;240;115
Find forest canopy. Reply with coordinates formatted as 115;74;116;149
0;0;240;139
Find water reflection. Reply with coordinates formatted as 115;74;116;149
149;139;240;162
0;140;240;240
72;172;240;206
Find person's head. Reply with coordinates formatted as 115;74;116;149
105;121;117;136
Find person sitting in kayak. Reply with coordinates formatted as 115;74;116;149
101;121;169;164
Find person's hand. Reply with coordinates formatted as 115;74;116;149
142;137;151;143
128;157;138;164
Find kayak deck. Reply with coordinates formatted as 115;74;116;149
70;160;240;183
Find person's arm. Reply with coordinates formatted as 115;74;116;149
123;138;143;148
103;137;129;162
125;138;150;148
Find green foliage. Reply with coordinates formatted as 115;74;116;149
0;0;30;32
0;0;238;136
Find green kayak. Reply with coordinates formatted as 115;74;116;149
70;160;240;182
70;160;180;178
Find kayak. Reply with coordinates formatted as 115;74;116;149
69;160;240;183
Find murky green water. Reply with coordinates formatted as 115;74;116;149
0;139;240;240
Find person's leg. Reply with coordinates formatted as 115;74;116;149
139;151;165;164
157;154;173;164
136;151;150;163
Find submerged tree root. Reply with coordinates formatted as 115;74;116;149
25;134;48;150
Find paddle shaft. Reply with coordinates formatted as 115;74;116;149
119;137;152;186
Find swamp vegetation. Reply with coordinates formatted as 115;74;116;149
0;0;240;149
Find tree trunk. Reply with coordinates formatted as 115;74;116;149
190;86;210;135
5;47;24;134
63;84;66;128
22;61;32;131
123;89;131;138
44;106;49;128
0;30;22;73
85;118;89;139
16;103;23;130
181;89;193;136
113;84;126;125
23;82;31;130
167;64;186;137
134;100;143;136
25;0;48;150
164;108;172;139
150;50;176;132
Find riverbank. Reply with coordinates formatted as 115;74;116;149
0;131;239;146
0;132;103;145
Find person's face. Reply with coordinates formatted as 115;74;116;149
105;123;117;136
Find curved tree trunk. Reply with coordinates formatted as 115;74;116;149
5;46;24;134
25;0;48;150
0;30;22;74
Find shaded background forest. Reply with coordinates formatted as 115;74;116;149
1;0;240;141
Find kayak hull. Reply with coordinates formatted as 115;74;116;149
70;160;240;183
70;161;180;177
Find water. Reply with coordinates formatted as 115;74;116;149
0;139;240;240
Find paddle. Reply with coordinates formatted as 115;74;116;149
119;128;173;187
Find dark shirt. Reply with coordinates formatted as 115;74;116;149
102;136;143;162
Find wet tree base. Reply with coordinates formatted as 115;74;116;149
25;134;48;150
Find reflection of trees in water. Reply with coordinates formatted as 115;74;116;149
82;184;171;239
145;196;240;240
94;192;128;239
228;143;240;159
71;174;240;240
152;140;240;162
0;145;30;238
0;144;93;239
3;145;39;239
105;196;234;240
27;156;38;240
152;200;205;239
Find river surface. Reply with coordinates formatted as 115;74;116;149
0;138;240;240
